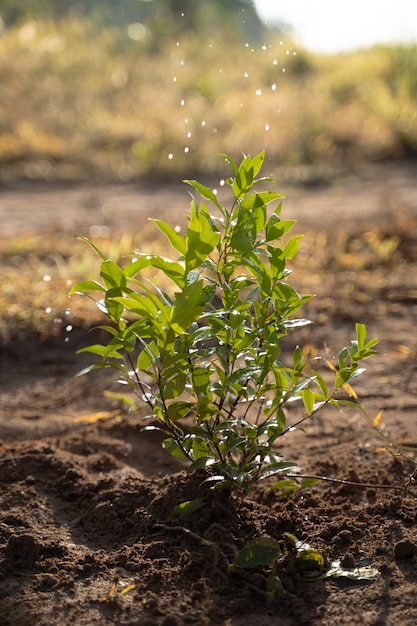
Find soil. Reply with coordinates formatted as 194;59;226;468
1;162;417;625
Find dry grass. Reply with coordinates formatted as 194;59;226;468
1;202;415;340
0;16;416;183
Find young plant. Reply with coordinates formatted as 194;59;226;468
70;150;378;493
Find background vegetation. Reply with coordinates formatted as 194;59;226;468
0;1;416;183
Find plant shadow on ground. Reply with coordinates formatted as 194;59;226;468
1;172;417;624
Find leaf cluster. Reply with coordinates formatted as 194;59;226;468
70;151;378;493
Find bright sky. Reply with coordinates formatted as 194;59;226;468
254;0;417;52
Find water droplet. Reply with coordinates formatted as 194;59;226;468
176;41;180;47
184;147;189;153
45;307;52;314
219;179;225;186
201;121;206;127
173;76;177;82
271;83;277;91
168;153;174;160
118;164;133;181
186;132;192;138
65;308;71;315
175;225;181;233
64;337;69;343
180;60;184;66
54;318;62;325
265;123;270;131
282;68;286;73
273;59;278;65
180;99;185;106
255;89;262;96
43;274;51;282
128;23;147;42
212;189;218;195
65;325;73;332
244;72;249;78
262;44;267;51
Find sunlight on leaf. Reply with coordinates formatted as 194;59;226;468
234;537;282;569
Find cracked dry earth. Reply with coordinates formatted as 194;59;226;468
1;162;417;625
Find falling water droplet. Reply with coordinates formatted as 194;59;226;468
180;99;185;106
201;120;206;127
65;325;73;332
186;131;192;138
43;274;51;282
255;89;262;96
45;307;52;314
271;83;277;91
265;123;270;131
184;147;189;153
273;59;278;65
168;153;174;160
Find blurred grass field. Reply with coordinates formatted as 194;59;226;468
1;14;417;339
0;16;416;183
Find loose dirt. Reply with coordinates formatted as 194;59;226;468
1;162;417;625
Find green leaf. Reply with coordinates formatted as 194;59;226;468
184;179;223;210
282;235;303;260
234;537;282;569
241;191;284;212
151;219;186;255
162;437;188;459
356;322;367;350
302;387;315;414
187;456;216;472
100;260;126;290
265;213;295;242
295;549;326;578
185;201;220;272
171;500;206;517
192;367;211;397
147;256;185;288
251;150;266;178
77;236;108;260
166;401;192;422
170;279;206;334
219;152;238;174
68;280;105;295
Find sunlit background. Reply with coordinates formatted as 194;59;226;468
255;0;417;52
0;0;416;183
